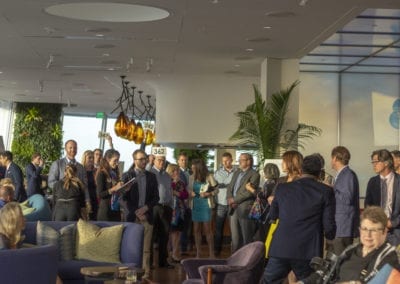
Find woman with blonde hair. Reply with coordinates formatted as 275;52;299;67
81;150;98;220
52;164;86;221
0;202;25;249
166;163;188;262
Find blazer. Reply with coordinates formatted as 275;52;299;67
269;176;336;260
6;162;27;202
25;162;43;197
334;166;360;238
48;158;88;198
226;168;260;218
365;173;400;245
121;169;159;224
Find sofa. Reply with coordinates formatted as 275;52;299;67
23;194;52;221
0;244;58;283
23;221;144;284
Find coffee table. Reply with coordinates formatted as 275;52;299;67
81;266;144;284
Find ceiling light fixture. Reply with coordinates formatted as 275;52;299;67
245;48;254;52
263;26;272;29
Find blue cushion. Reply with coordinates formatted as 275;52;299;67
36;221;76;261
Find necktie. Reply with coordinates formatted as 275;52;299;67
381;178;387;209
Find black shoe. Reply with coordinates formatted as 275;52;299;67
160;263;175;269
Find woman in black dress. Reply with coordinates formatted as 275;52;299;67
96;149;123;221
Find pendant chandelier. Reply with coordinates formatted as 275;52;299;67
112;75;156;146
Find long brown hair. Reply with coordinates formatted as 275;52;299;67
96;149;120;181
282;150;303;180
191;159;208;183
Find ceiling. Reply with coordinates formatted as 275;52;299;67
0;0;399;116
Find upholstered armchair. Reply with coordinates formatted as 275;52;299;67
181;241;265;284
0;244;58;283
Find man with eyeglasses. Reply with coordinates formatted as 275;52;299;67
227;152;260;252
121;149;159;279
150;148;175;269
365;149;400;246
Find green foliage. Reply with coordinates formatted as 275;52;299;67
11;103;63;174
173;148;212;168
230;81;321;164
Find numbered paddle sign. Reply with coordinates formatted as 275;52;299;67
152;147;166;156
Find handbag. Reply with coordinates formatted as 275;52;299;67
248;196;268;221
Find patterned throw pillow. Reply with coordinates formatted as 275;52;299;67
75;219;123;263
36;221;76;261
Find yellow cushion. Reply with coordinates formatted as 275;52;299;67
75;219;123;263
20;200;36;215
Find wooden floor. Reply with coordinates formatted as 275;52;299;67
147;242;232;284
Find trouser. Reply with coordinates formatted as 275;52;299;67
53;200;80;221
214;204;229;253
151;204;173;266
180;208;192;252
135;219;153;276
263;257;312;284
229;209;256;253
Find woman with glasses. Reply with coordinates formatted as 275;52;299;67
292;206;399;284
96;149;123;221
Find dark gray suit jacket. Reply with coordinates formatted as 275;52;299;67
365;172;400;245
226;168;260;218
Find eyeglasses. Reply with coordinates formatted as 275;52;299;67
371;160;382;164
359;226;384;234
135;158;147;161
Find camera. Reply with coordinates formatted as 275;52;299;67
306;252;339;284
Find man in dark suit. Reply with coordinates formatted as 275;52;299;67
263;154;336;284
26;152;44;196
227;152;260;252
0;151;27;202
365;149;400;246
329;146;360;255
121;149;159;279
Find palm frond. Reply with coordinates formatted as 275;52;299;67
231;81;321;164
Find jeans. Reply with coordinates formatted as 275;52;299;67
263;257;312;284
214;204;229;253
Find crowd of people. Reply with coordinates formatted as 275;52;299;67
0;140;400;283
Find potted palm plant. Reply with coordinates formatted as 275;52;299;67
230;81;321;166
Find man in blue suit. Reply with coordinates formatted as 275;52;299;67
329;146;360;255
0;151;27;202
365;149;400;246
263;154;336;284
25;152;44;196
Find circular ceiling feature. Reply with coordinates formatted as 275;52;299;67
45;3;170;22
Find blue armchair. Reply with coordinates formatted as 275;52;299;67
24;194;52;221
0;244;58;283
181;241;265;284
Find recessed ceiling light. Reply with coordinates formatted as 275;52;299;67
108;68;115;71
234;64;240;67
0;71;3;74
102;53;110;57
263;26;272;29
96;34;104;37
245;48;254;52
45;3;170;22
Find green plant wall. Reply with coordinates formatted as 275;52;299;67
11;103;63;173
